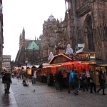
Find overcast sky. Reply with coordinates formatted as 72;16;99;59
2;0;65;60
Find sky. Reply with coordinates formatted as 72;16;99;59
2;0;65;61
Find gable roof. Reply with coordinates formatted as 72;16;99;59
26;41;39;50
49;54;72;64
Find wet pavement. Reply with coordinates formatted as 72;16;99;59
0;78;107;107
0;79;18;107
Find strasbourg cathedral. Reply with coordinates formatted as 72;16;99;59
65;0;107;63
15;0;107;66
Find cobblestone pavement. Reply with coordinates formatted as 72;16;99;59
0;78;107;107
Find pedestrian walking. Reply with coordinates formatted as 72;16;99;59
89;71;96;93
89;77;96;93
68;68;75;93
31;66;37;84
55;71;63;90
73;70;79;95
32;70;37;84
79;72;83;90
22;71;28;86
97;70;106;95
81;71;88;92
2;69;12;94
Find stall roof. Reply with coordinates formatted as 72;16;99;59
49;54;72;64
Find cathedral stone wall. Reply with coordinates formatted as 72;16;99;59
65;0;107;61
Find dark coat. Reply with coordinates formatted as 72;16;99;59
99;72;105;88
2;72;12;84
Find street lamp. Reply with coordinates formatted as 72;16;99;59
32;48;35;65
25;60;28;74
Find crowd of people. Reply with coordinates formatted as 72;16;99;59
55;65;106;95
0;65;106;96
1;66;38;94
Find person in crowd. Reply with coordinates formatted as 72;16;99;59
2;69;12;94
89;70;96;93
79;72;83;90
10;71;14;78
32;68;37;84
97;70;106;95
21;68;25;80
22;69;28;86
81;70;88;92
73;70;79;95
89;77;96;93
68;65;75;93
55;70;63;90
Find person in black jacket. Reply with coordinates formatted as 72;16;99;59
73;70;79;95
81;72;88;92
2;70;12;94
97;70;106;95
89;77;96;93
55;71;63;90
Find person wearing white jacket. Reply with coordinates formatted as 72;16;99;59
32;70;37;84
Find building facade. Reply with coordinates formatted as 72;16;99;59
0;0;3;71
40;15;69;59
2;55;11;71
65;0;107;62
15;29;40;66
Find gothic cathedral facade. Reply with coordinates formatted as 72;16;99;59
65;0;107;62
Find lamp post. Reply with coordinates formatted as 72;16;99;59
33;48;35;65
25;60;28;74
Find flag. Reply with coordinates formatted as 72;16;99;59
76;43;85;53
78;43;85;48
